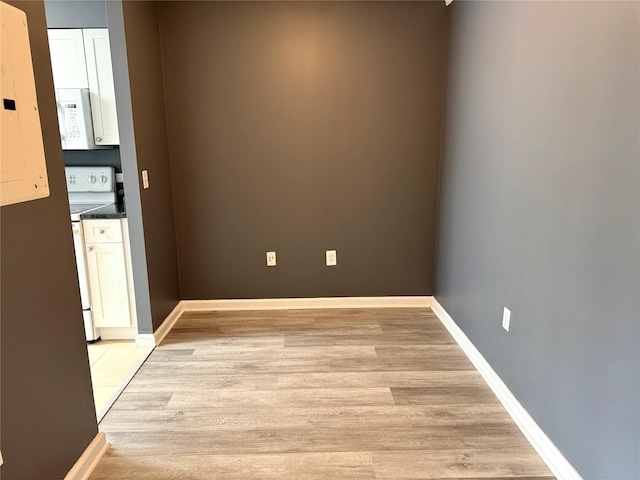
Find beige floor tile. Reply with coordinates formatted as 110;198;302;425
87;342;112;367
93;386;120;414
92;357;149;387
89;341;152;392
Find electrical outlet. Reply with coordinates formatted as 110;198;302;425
326;250;337;266
502;307;511;332
141;169;149;189
266;251;276;266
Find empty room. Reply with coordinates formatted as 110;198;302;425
0;1;638;480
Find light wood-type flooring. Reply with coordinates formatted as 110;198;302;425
90;308;554;479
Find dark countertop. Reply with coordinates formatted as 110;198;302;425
80;203;126;220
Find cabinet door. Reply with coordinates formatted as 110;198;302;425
47;29;88;89
82;29;119;145
85;242;131;328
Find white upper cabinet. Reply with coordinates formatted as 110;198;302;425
82;29;119;145
48;29;88;89
47;28;119;146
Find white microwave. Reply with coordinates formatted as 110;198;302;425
55;88;103;150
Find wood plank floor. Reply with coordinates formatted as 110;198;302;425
90;308;554;480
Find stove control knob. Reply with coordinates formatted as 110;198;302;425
89;175;97;184
100;175;108;184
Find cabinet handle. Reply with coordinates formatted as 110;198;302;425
99;229;105;234
96;137;102;142
88;247;93;252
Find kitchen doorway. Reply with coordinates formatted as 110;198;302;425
44;0;154;421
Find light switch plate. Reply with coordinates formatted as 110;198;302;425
326;250;337;266
502;307;511;332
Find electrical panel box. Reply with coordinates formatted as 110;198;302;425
1;1;49;207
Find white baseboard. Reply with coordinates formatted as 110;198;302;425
430;298;582;480
64;432;109;480
182;296;432;312
99;325;137;341
153;301;185;346
134;333;156;348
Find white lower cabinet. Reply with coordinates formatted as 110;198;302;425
84;219;137;334
86;241;130;327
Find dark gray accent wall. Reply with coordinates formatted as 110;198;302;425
435;2;639;479
44;0;107;28
1;1;98;478
121;1;181;330
105;1;181;333
158;1;448;299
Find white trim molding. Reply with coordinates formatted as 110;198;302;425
431;298;582;480
134;333;156;348
64;432;109;480
182;296;432;312
153;301;185;346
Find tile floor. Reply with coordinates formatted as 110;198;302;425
87;340;153;420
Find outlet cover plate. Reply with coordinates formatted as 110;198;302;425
502;307;511;332
266;251;276;267
326;250;337;266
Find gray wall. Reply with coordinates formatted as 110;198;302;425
435;2;639;479
105;0;155;334
1;1;98;478
158;1;448;299
121;1;181;330
44;0;106;28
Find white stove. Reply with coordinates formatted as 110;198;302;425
67;166;117;218
66;166;116;342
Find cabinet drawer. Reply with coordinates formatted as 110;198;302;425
83;219;123;243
